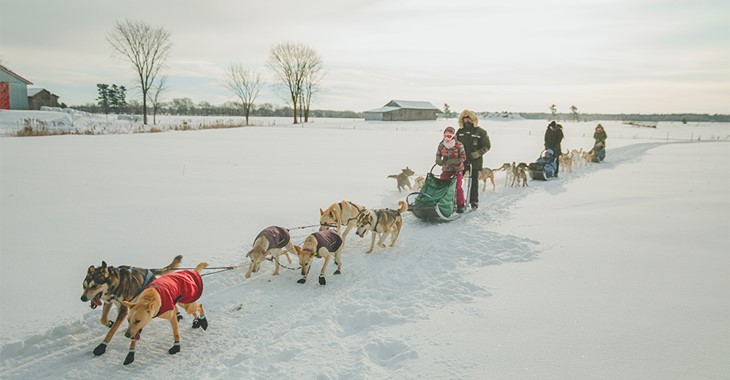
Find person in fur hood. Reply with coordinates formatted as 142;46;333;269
456;109;491;209
544;121;564;176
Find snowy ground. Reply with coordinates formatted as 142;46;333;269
0;115;728;379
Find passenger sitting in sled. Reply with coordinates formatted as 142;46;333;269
435;126;467;213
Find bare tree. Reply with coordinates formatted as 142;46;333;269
267;42;323;124
107;19;171;125
224;63;263;126
150;76;168;125
300;59;324;123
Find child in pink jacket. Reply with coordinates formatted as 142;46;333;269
435;126;467;213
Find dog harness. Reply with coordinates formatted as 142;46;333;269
256;226;290;249
312;230;343;256
148;270;203;317
374;209;399;231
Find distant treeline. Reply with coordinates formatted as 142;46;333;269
518;113;730;123
72;100;362;119
71;100;727;122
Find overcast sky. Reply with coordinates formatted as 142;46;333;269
1;0;728;114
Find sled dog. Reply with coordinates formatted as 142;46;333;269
560;150;573;174
245;226;295;278
413;176;426;191
80;255;182;357
511;162;529;187
122;262;209;365
387;167;415;192
355;200;408;253
319;200;367;242
294;229;343;285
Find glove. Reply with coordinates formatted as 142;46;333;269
445;158;459;166
470;151;481;159
435;156;444;165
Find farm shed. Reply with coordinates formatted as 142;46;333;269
28;88;60;110
363;100;441;121
0;64;33;110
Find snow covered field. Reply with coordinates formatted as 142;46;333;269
0;116;728;379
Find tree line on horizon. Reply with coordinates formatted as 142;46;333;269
71;98;728;123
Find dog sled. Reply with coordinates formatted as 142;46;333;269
528;149;558;181
406;165;459;222
591;143;606;163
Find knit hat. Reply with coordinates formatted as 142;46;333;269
444;126;455;136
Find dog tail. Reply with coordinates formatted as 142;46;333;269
387;175;398;179
153;255;183;276
194;262;209;273
397;200;408;213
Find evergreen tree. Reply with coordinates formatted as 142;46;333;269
96;84;111;114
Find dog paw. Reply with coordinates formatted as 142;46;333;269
297;278;306;284
93;342;107;356
123;351;135;365
334;269;341;275
169;343;180;355
176;312;183;321
318;276;326;285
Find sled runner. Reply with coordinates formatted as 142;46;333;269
406;165;460;222
528;149;558;181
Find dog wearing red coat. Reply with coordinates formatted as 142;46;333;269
121;262;208;365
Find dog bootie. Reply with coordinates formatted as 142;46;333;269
169;342;180;354
192;316;208;330
93;342;107;356
319;276;327;285
297;278;307;284
123;350;135;365
176;311;183;321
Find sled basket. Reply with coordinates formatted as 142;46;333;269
406;166;458;222
529;149;557;180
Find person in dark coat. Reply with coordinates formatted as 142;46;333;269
592;124;607;162
456;109;491;209
544;121;564;177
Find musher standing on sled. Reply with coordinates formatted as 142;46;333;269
544;121;564;177
456;109;491;210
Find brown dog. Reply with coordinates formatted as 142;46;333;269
294;229;343;285
319;200;367;243
81;255;182;357
121;262;208;365
387;167;415;192
354;201;408;253
245;226;295;278
511;162;529;187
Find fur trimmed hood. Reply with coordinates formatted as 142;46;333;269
457;109;479;128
